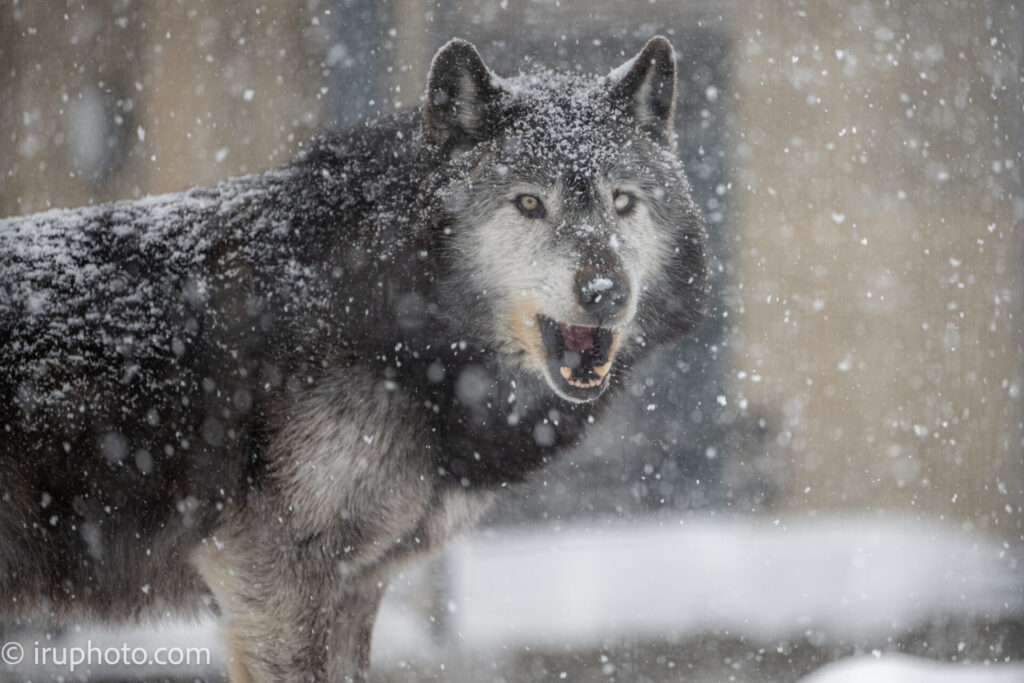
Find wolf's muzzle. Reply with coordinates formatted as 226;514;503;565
537;314;615;400
576;270;630;322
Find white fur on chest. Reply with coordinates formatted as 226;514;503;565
267;369;496;565
272;371;434;535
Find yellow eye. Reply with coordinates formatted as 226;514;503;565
613;191;635;214
515;194;545;218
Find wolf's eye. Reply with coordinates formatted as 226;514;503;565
613;191;636;215
515;194;546;218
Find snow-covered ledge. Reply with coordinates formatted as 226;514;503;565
375;515;1023;656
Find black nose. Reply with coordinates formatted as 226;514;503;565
576;271;630;320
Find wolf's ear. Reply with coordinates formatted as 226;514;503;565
424;39;501;150
609;36;677;148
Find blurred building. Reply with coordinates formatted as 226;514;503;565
2;0;1021;533
2;1;1022;681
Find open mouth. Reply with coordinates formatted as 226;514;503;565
537;314;615;400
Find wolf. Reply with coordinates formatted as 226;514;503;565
0;36;706;681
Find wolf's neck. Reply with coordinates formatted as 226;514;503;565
385;348;614;490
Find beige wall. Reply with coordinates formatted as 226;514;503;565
731;0;1024;531
1;1;329;216
2;2;147;214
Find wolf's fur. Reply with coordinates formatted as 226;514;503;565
0;37;706;680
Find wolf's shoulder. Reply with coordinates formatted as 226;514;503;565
295;109;426;207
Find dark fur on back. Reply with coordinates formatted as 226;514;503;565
0;37;706;680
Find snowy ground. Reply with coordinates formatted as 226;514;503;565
801;653;1024;683
3;515;1021;681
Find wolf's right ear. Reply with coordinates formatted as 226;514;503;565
424;39;501;150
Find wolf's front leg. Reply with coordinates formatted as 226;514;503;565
216;579;385;683
194;539;387;682
325;582;387;682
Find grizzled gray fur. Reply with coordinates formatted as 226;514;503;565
0;37;706;681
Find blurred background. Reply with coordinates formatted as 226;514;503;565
1;0;1022;681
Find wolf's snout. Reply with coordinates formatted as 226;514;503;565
576;271;630;321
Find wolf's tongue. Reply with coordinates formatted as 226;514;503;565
559;323;595;352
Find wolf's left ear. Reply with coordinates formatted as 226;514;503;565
609;36;677;148
424;39;501;150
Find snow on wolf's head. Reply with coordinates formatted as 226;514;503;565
424;37;707;403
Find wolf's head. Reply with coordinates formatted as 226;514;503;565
424;37;707;403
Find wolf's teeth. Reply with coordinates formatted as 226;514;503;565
566;377;604;389
593;362;611;378
560;366;572;380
